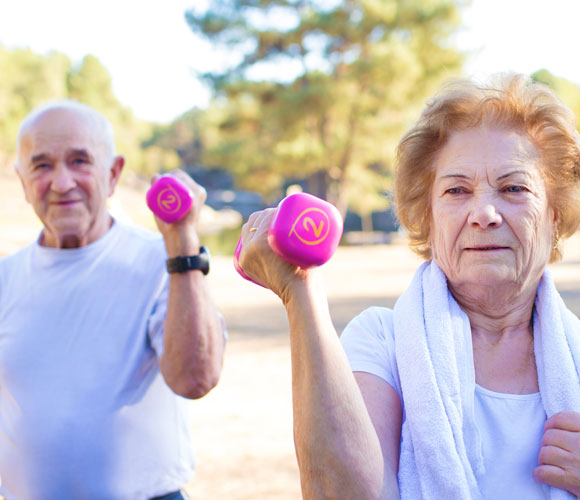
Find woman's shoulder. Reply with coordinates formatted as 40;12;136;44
342;306;395;338
340;306;396;360
340;306;401;395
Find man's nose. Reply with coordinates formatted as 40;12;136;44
50;164;76;193
467;195;502;228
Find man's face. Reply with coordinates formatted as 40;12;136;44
16;108;123;248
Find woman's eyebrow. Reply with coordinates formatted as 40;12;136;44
438;173;471;179
496;169;531;181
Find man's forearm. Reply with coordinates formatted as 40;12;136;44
160;271;225;399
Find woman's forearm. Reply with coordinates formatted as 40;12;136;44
285;275;386;500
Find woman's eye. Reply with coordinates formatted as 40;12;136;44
504;185;526;193
445;187;466;195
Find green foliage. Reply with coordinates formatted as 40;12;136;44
146;109;206;166
185;0;467;215
67;55;119;111
66;55;165;177
532;69;580;123
0;46;71;168
141;145;181;177
0;47;174;179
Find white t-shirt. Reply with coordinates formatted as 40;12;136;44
0;221;195;500
340;306;548;500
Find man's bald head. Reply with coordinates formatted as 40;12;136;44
16;100;116;170
14;99;125;248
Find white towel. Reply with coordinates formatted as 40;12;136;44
535;270;580;500
393;261;580;500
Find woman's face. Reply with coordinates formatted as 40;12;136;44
430;126;556;294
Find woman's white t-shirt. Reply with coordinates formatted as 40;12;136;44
340;306;548;500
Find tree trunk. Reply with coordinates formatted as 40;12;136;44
361;213;373;232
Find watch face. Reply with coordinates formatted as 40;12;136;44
197;246;210;275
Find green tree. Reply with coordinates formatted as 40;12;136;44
140;145;181;177
532;69;580;123
0;48;172;178
145;109;206;167
67;55;120;112
67;55;158;177
0;47;71;168
186;0;467;215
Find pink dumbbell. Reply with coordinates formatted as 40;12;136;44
146;175;194;223
234;192;343;284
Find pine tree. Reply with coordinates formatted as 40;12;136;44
186;0;467;215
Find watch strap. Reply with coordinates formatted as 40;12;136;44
166;246;210;275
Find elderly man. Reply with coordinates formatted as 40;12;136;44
0;101;226;499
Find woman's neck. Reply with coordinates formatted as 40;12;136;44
450;280;539;394
449;279;538;340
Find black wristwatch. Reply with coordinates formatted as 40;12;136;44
166;246;210;275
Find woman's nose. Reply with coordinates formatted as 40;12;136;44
467;198;502;228
50;164;76;193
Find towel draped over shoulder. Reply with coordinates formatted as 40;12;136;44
393;261;580;500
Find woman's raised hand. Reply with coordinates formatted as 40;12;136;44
237;208;311;304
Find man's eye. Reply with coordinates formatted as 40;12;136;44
72;158;87;165
34;163;49;170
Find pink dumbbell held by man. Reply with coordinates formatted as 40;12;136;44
234;192;343;284
146;175;194;223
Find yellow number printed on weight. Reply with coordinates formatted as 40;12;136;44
157;186;181;214
288;208;330;245
303;217;324;238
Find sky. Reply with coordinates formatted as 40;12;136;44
1;0;579;124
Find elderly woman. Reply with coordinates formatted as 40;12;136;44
236;74;580;499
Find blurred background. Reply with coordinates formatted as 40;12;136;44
3;2;580;498
2;0;580;255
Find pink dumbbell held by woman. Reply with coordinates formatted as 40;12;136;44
268;193;343;267
234;192;343;284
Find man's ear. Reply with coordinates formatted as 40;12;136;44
14;164;32;204
108;155;125;196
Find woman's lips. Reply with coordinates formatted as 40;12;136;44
465;246;508;251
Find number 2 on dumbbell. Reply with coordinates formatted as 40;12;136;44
234;192;343;284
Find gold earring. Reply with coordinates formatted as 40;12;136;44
553;232;560;250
